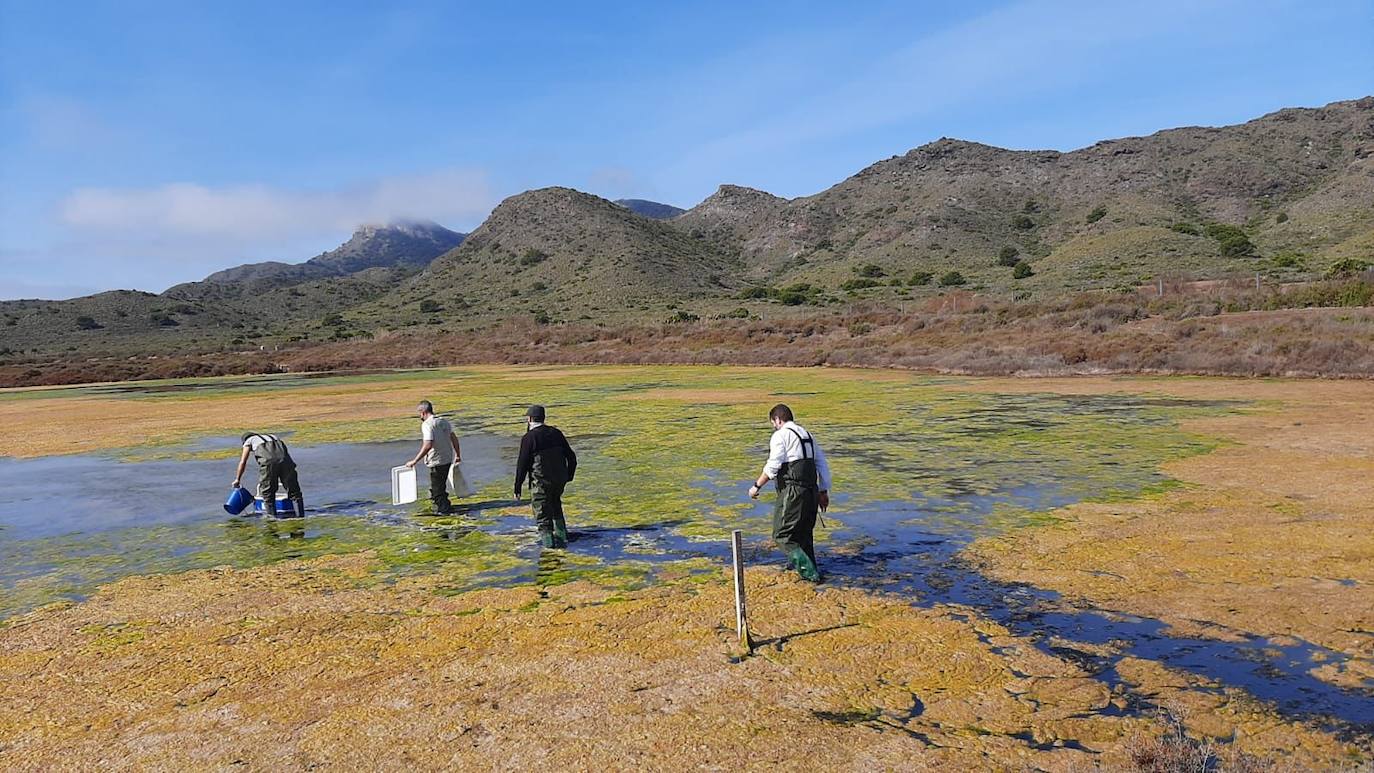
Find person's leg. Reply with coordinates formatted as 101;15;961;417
548;481;567;547
260;463;279;518
531;480;555;547
429;463;452;514
281;464;304;518
774;484;820;582
796;495;820;581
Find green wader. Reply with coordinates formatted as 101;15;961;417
773;457;821;582
531;449;569;548
251;435;304;519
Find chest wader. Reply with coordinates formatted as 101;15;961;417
773;428;821;582
531;447;569;548
250;435;305;519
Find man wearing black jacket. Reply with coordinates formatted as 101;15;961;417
514;404;578;548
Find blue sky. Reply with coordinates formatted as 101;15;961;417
1;0;1370;299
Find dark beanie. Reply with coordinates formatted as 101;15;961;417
526;404;546;422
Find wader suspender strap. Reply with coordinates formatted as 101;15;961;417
786;427;815;460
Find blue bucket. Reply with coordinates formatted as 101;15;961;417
254;496;295;515
224;486;254;515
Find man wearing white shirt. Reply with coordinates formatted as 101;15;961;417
749;403;831;582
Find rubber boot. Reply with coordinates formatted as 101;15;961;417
538;528;556;548
552;515;568;548
264;499;277;519
789;548;822;583
287;496;305;519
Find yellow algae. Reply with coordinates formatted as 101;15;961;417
0;555;1361;770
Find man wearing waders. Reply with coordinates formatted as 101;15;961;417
233;432;304;518
514;404;577;548
405;400;462;516
749;404;831;582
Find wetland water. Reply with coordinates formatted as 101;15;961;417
2;370;1370;733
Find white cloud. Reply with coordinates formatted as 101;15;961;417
60;168;496;242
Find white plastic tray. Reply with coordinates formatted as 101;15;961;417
391;465;418;505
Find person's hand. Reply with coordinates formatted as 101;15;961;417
232;478;240;489
453;457;461;465
748;484;760;500
819;491;830;512
404;460;416;469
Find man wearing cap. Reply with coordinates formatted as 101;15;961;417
748;403;831;582
233;431;304;518
405;400;462;515
514;404;578;548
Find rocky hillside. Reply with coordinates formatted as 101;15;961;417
681;97;1374;293
3;97;1371;361
349;188;740;327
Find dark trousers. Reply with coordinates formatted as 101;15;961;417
429;463;452;514
773;482;818;563
258;464;303;516
532;479;567;543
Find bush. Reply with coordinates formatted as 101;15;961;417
738;286;772;300
418;299;443;313
1013;261;1034;279
1011;214;1034;230
996;246;1020;267
322;313;345;327
149;313;179;327
726;307;750;319
1275;212;1289;223
908;271;933;286
519;248;549;267
530;281;548;292
1170;222;1201;236
1086;205;1107;224
532;309;552;325
667;310;699;323
855;263;885;278
939;271;967;286
1204;223;1256;257
1326;258;1371;279
75;316;102;330
840;278;883;291
1269;251;1307;270
847;322;873;336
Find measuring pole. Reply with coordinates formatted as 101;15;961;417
731;529;752;651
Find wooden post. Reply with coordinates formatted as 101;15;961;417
731;529;752;652
1158;277;1164;297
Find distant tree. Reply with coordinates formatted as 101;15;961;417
1205;223;1256;257
939;271;967;287
75;315;102;330
1013;261;1034;279
1086;205;1108;224
996;246;1021;267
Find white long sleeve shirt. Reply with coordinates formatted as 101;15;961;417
761;421;832;491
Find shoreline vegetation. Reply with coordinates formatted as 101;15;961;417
3;277;1373;388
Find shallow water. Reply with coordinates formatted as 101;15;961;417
2;371;1369;733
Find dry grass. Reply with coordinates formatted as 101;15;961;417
3;279;1371;388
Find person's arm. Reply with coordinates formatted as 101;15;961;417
513;433;533;499
560;430;577;481
232;446;251;488
748;430;786;499
814;438;831;512
450;432;462;464
407;440;432;469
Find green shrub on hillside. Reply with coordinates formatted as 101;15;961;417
1275;212;1289;223
855;263;885;278
520;248;549;267
1269;251;1307;270
419;299;443;313
1170;222;1201;236
75;316;102;330
908;271;933;286
1326;258;1371;279
996;246;1020;267
939;271;967;287
1204;223;1256;257
667;310;699;323
1011;214;1035;230
1013;261;1034;279
1086;205;1108;224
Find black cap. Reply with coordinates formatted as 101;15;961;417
526;404;546;422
